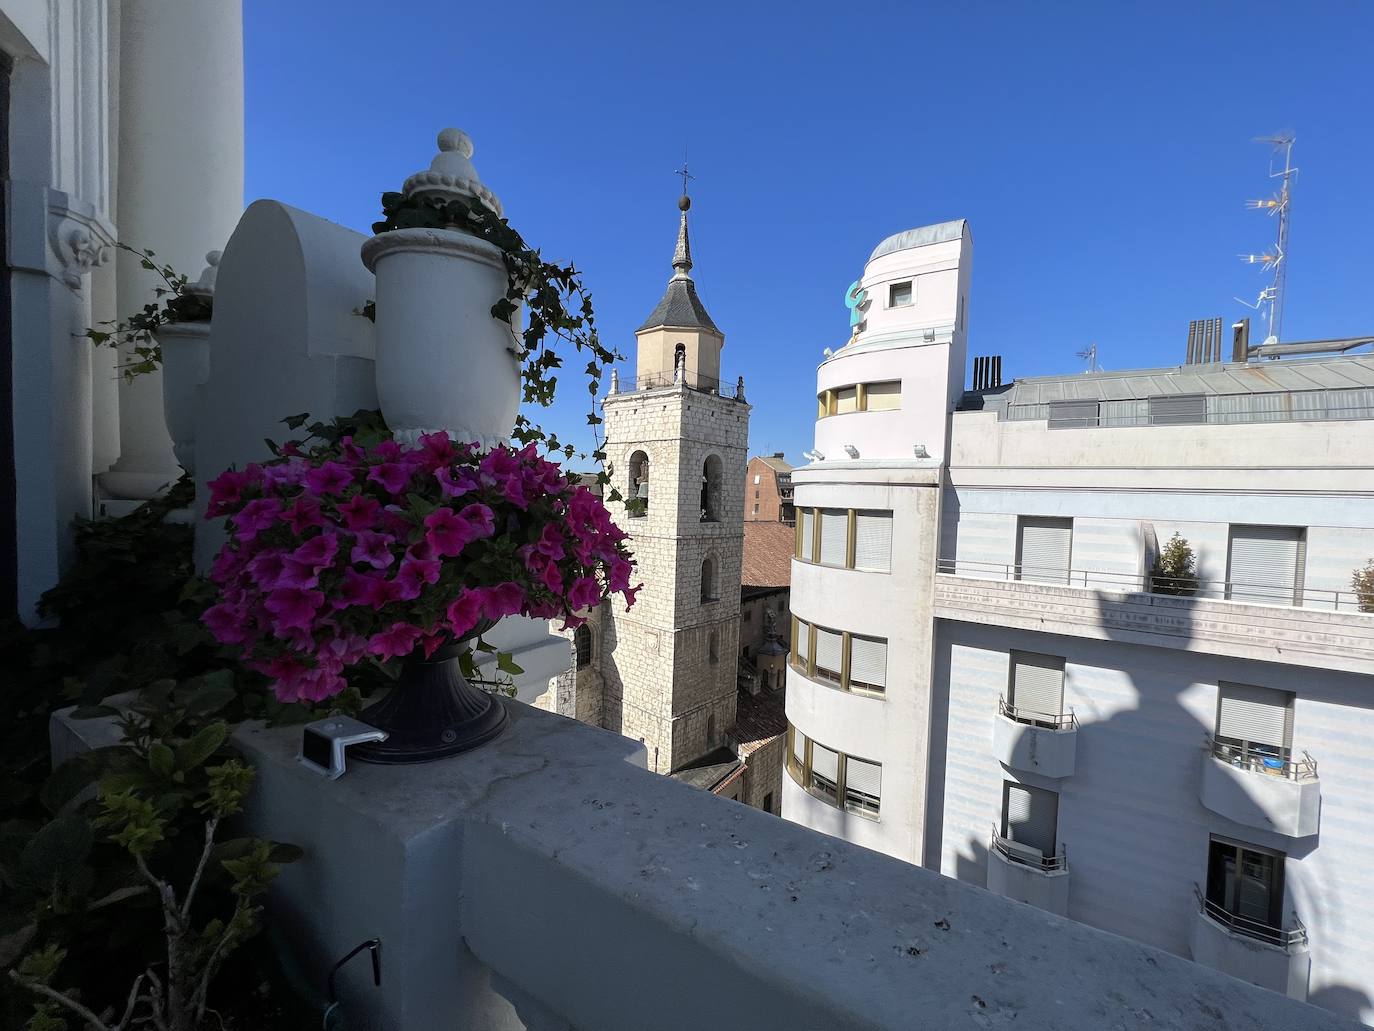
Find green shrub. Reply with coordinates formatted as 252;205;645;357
1150;532;1199;596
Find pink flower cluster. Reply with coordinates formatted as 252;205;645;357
203;433;639;703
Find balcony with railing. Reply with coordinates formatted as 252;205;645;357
992;696;1078;778
1198;738;1321;838
617;369;746;398
1190;885;1312;1000
933;558;1374;677
986;825;1071;917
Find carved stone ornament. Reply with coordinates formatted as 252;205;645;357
401;128;503;215
47;203;115;290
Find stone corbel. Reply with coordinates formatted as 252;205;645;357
46;192;116;290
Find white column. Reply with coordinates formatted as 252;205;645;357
101;0;244;499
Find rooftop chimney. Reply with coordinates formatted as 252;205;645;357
972;355;1003;391
1186;317;1224;364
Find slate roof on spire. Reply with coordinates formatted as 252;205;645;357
636;195;721;334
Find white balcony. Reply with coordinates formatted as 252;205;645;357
1189;887;1311;1002
991;698;1077;778
985;828;1071;917
1197;740;1321;839
51;701;1343;1030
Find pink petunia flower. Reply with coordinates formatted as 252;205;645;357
205;466;261;518
424;508;474;557
264;586;325;632
233;497;284;541
335;568;391;610
535;523;566;561
446;589;485;637
456;503;496;540
367;462;411;495
202;602;250;644
284;496;327;535
392;556;441;601
350;530;396;570
336;493;381;532
368;622;423;660
303;461;355;497
568;576;602;612
482;581;525;620
435;465;479;498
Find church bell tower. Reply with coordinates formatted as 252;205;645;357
595;185;751;774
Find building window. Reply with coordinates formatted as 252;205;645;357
853;511;892;571
797;509;816;561
1214;682;1293;767
709;630;719;664
754;474;761;485
848;635;887;696
789;616;886;698
742;608;752;623
752;503;759;515
1016;516;1073;585
834;386;859;415
762;791;774;814
754;489;760;499
1226;525;1305;606
790;617;811;674
786;724;882;818
700;454;723;522
1006;652;1067;727
1205;837;1286;939
818;509;848;566
574;624;592;669
865;380;901;411
701;556;718;603
1000;781;1059;864
888;281;913;307
627;450;650;517
813;626;843;687
844;756;882;817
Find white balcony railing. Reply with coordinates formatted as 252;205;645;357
937;558;1368;613
1194;885;1308;949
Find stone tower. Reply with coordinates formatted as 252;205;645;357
595;189;751;774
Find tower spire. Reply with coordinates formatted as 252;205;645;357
672;161;696;279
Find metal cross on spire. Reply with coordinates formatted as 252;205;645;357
675;159;695;197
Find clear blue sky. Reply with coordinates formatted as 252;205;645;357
244;1;1373;464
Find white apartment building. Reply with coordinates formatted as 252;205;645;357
783;220;1374;1023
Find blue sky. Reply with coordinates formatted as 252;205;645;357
245;1;1373;464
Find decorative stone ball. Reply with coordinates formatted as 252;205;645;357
679;194;691;212
437;127;474;159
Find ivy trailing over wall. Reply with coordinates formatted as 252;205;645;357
372;192;624;501
84;245;211;381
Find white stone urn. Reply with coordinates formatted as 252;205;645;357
156;250;219;475
360;129;521;449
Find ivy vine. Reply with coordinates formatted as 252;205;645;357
373;192;624;500
84;245;211;382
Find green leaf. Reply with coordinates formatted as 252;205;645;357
148;742;175;779
282;412;310;430
175;721;228;771
496;653;525;676
40;746;126;816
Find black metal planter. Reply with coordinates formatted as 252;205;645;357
350;634;507;764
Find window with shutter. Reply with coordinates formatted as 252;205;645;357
849;636;887;695
1017;517;1073;584
844;756;882;817
819;509;848;566
1226;525;1304;605
792;618;810;671
1009;652;1065;722
866;381;901;411
1002;782;1058;857
810;743;839;801
1216;682;1292;758
799;509;816;561
854;511;893;571
814;627;843;685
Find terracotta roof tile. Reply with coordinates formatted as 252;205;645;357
730;688;788;758
742;521;794;589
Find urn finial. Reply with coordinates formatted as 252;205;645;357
401;127;502;215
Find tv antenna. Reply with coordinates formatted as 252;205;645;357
1075;343;1100;373
1236;134;1296;345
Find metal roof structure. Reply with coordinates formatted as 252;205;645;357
995;353;1374;406
867;219;967;264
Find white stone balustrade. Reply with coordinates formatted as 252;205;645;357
230;701;1356;1031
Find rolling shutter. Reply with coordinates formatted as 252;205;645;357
793;618;810;668
849;636;887;693
1227;526;1302;604
854;511;893;571
1004;783;1058;856
1018;517;1072;584
866;381;901;411
799;509;815;561
1010;652;1064;717
1217;683;1291;751
791;726;806;765
811;742;838;782
819;509;848;566
814;627;843;682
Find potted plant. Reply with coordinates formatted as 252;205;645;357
1149;532;1199;596
200;431;640;762
86;245;217;475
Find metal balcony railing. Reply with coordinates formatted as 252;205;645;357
989;826;1068;872
1194;885;1308;949
937;558;1370;614
1207;737;1318;781
624;371;741;396
999;696;1078;731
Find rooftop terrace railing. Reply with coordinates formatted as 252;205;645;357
937;557;1371;614
1007;393;1374;430
1194;884;1309;949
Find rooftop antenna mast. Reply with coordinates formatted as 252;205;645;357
1238;134;1296;345
1074;342;1099;373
